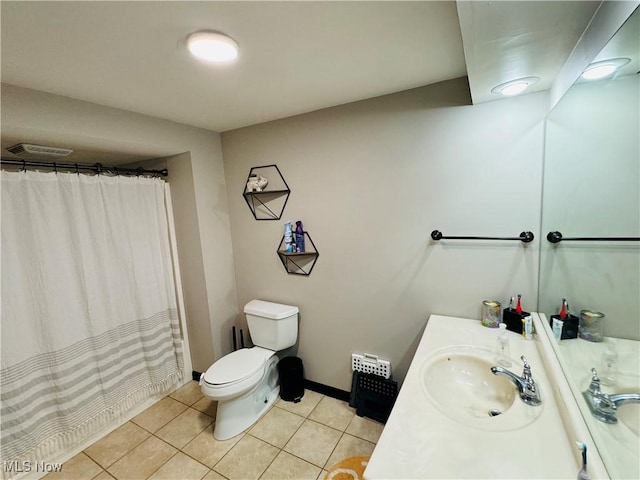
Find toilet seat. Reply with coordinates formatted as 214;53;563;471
201;347;275;400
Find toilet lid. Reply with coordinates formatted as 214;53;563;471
203;347;274;385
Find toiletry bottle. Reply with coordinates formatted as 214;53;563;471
523;315;533;340
559;298;567;319
515;294;523;315
552;318;564;340
495;323;512;367
284;222;294;253
295;220;305;253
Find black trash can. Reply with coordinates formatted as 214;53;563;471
278;356;304;403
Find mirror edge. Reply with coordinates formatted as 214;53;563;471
549;0;639;110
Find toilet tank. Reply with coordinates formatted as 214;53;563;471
244;300;298;351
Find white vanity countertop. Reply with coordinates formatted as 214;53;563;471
541;315;640;480
364;314;584;479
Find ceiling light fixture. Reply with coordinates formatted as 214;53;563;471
491;76;540;97
581;58;630;80
187;31;239;63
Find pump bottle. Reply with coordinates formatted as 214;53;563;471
495;323;512;367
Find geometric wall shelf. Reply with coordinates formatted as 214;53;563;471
242;164;290;220
277;231;319;276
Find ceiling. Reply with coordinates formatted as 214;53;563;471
0;1;605;140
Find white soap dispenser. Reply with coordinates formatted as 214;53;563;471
600;341;618;386
495;323;512;367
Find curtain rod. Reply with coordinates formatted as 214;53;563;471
0;158;168;177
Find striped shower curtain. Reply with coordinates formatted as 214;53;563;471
0;170;184;472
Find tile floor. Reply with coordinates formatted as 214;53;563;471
44;381;383;480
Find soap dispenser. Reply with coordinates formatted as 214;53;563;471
495;323;512;367
599;341;618;386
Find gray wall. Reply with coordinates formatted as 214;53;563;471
2;78;550;391
221;77;548;391
540;74;640;340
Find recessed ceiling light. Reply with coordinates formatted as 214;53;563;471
581;58;630;80
187;31;239;63
491;76;540;97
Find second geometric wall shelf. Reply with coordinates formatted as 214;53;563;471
277;232;319;276
242;164;290;220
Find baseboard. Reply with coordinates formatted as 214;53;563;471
193;370;350;402
304;379;350;402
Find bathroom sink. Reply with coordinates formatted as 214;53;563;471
617;402;640;436
615;373;640;436
419;347;543;431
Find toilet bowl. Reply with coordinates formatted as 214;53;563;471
200;300;299;440
200;347;279;440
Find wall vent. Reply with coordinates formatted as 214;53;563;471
6;143;73;158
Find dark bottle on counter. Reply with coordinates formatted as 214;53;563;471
503;293;530;334
550;297;579;339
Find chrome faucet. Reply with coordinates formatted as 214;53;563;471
491;355;542;406
582;368;640;424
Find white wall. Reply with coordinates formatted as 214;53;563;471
1;84;240;372
540;75;640;340
222;77;548;390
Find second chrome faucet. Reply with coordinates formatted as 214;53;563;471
491;355;542;406
582;368;640;424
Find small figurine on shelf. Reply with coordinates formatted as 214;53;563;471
295;220;305;253
246;174;268;192
284;221;294;253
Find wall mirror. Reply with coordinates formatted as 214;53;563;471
539;6;639;479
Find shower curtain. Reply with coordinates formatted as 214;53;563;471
0;170;184;468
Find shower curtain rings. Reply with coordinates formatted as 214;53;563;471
75;164;80;175
21;160;26;172
136;167;143;177
53;162;58;174
114;166;119;176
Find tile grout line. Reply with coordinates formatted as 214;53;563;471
83;423;153;473
211;394;329;477
271;395;367;471
282;397;340;470
143;449;180;480
147;409;214;472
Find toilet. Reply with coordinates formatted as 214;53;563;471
200;300;299;440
